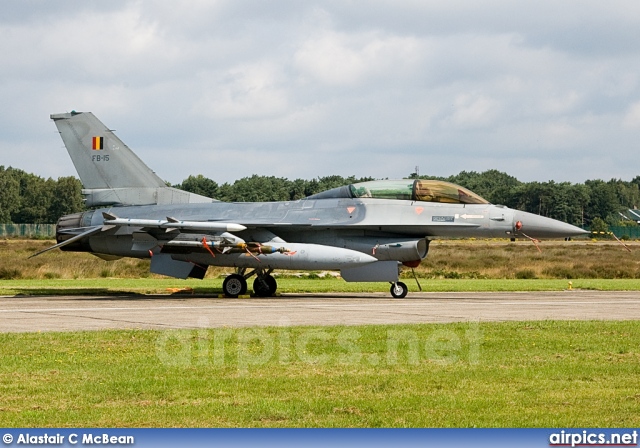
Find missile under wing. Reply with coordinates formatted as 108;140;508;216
39;112;588;298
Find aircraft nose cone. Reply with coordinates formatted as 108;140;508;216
513;210;589;239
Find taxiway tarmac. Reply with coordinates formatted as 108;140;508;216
1;291;640;333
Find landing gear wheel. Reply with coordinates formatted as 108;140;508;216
253;274;277;297
265;274;277;295
390;281;408;299
223;274;247;297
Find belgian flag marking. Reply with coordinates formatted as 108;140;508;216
92;136;104;150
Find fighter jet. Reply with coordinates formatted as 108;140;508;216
34;111;588;298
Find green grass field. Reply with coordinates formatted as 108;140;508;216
1;321;639;427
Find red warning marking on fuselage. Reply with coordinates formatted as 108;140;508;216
415;207;424;215
347;207;356;214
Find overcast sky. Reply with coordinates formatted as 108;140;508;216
1;1;639;186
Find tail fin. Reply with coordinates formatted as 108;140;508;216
51;111;213;207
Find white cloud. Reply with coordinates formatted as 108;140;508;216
194;63;291;120
294;30;423;86
441;93;502;129
623;101;640;129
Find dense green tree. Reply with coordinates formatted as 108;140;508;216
566;183;590;227
48;177;85;222
511;182;548;215
289;179;307;201
215;183;234;202
609;179;640;211
584;180;620;225
207;174;374;202
543;182;589;227
178;174;218;199
590;217;609;234
219;175;291;202
0;167;20;223
12;172;53;223
0;168;85;224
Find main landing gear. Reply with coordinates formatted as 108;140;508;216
222;274;248;297
222;268;277;298
253;274;277;297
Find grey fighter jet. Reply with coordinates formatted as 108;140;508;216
34;112;588;298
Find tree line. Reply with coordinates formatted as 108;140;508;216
1;165;639;229
0;166;84;224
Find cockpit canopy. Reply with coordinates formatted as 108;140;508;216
308;179;489;204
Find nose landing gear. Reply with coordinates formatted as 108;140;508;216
390;281;408;299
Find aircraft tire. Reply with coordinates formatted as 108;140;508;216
253;274;277;297
223;274;247;297
390;281;408;299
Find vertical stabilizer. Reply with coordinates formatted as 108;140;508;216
51;112;213;206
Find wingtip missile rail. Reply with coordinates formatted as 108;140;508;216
102;213;247;233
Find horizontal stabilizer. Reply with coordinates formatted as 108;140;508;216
28;226;102;259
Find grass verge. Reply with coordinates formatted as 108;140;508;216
1;321;639;427
1;278;640;296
